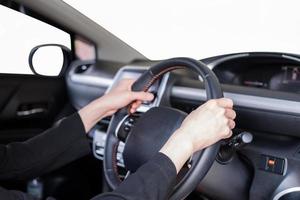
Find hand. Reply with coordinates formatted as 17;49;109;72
78;79;154;132
160;98;236;173
99;79;154;116
177;98;236;153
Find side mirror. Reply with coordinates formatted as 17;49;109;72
28;44;72;77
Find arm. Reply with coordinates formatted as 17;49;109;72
92;98;236;200
0;79;153;181
0;79;153;200
0;113;90;180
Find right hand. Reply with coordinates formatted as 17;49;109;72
175;98;236;153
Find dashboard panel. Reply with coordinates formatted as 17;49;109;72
212;54;300;93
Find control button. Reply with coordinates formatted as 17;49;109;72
124;126;130;132
259;155;285;175
128;117;135;123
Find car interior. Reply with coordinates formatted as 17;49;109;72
1;0;300;200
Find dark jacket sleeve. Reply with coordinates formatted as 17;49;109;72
92;153;177;200
0;112;91;181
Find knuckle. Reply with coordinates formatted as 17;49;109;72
207;99;217;107
226;130;233;138
232;121;236;129
226;98;234;106
218;107;225;115
222;117;229;125
233;110;237;119
223;126;230;135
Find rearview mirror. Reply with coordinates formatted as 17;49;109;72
28;44;72;77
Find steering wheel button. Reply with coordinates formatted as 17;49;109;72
128;118;134;123
124;126;130;132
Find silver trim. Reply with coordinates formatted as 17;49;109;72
105;65;149;93
273;187;300;200
115;115;130;138
17;108;46;116
93;129;125;167
70;74;113;88
282;54;300;63
171;86;300;114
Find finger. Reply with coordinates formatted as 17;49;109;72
224;130;233;139
222;127;231;138
131;101;142;109
224;109;236;119
130;107;136;114
228;119;236;129
129;100;142;114
131;92;154;101
216;98;233;108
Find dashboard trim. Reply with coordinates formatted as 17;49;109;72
282;54;300;63
70;73;113;88
273;187;300;200
171;86;300;115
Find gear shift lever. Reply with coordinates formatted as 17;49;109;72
216;131;253;164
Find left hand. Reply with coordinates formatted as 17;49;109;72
99;79;154;116
79;79;154;132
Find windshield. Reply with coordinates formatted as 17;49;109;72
64;0;300;60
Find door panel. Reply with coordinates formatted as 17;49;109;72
0;74;68;143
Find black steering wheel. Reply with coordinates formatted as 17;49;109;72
104;57;223;200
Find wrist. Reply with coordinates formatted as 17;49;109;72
159;130;193;173
172;128;195;154
172;129;194;155
93;98;111;116
78;99;108;133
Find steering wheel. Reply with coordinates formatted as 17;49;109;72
104;57;223;200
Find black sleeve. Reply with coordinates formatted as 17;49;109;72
92;153;177;200
0;112;91;181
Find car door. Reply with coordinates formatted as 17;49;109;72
0;4;104;200
0;4;72;143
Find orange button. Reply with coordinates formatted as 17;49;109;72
268;159;275;166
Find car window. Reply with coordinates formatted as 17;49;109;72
0;5;71;75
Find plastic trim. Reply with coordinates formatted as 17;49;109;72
171;86;300;115
273;187;300;200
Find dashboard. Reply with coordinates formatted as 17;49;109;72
213;54;300;93
66;52;300;200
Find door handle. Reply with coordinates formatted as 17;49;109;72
16;102;48;117
17;107;47;116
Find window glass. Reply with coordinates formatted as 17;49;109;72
0;5;71;75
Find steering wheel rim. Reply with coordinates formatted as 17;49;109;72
104;57;223;200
